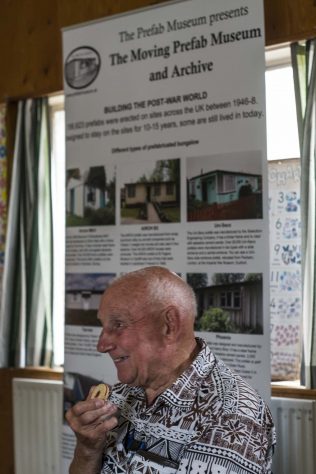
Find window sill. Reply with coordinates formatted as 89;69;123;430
0;366;63;380
272;381;316;399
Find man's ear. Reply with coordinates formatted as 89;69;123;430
162;305;181;340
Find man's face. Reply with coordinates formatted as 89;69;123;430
97;286;166;389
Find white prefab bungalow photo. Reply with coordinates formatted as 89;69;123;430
66;166;115;226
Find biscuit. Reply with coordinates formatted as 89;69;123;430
90;383;110;401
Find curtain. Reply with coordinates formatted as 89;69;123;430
0;98;53;367
0;104;7;309
291;40;316;388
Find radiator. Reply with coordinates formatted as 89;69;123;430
271;397;316;474
12;377;63;474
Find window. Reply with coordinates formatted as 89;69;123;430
233;291;241;308
127;184;136;198
217;173;236;194
208;293;214;307
49;94;65;367
166;182;174;195
153;183;161;196
265;46;300;160
220;290;241;309
265;46;302;382
87;187;96;204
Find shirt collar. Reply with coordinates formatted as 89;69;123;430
112;338;215;410
156;338;216;408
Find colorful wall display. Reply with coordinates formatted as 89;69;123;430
268;158;301;380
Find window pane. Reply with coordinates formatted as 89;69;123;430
233;291;241;309
154;184;161;196
50;103;65;367
127;184;135;198
265;66;300;160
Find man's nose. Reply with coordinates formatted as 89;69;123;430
97;328;116;353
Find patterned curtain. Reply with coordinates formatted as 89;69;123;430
0;98;53;367
291;40;316;387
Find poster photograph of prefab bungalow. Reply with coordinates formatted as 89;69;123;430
187;272;263;335
65;272;115;326
66;164;116;226
187;151;263;222
120;158;180;225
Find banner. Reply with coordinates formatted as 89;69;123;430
62;0;269;469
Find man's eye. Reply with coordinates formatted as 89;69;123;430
113;321;125;330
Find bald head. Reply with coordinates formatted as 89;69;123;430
106;266;197;326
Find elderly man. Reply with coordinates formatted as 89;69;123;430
66;266;275;473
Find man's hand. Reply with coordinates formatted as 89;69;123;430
65;391;118;474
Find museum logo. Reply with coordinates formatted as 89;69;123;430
65;46;101;89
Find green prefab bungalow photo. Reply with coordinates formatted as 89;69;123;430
187;169;263;221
